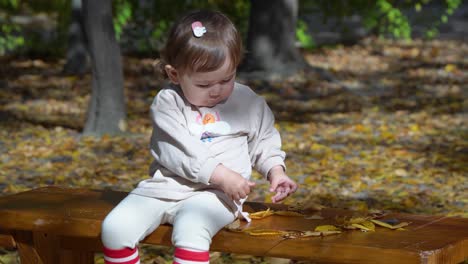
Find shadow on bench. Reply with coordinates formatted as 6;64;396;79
0;186;467;264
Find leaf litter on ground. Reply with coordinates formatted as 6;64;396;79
0;37;466;263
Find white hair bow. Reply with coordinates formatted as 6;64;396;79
191;21;206;38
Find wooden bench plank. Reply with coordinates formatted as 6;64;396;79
0;186;467;264
13;230;94;264
0;230;16;250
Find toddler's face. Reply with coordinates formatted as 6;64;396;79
177;57;236;107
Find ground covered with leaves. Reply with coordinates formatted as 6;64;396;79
0;37;466;263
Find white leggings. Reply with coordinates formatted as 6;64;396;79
101;192;236;251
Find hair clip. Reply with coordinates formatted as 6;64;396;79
191;21;206;38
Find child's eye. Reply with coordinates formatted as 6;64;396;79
221;76;234;83
197;84;211;88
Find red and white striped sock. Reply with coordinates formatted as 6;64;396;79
173;247;209;264
103;246;140;264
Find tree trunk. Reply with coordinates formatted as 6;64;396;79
82;0;126;136
63;0;88;75
241;0;307;77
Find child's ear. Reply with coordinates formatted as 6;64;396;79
165;65;179;84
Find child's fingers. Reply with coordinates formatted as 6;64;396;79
271;193;280;203
274;192;287;203
290;181;298;192
281;181;297;194
271;190;281;203
271;189;288;203
269;180;278;192
271;183;298;203
275;186;285;193
269;184;280;195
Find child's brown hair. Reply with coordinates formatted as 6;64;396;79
158;10;243;77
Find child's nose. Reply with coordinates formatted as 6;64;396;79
209;85;222;97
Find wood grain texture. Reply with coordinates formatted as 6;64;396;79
0;229;16;249
0;186;467;264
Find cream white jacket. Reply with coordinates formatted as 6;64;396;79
131;82;285;215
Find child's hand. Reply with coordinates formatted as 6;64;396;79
210;164;256;202
268;166;298;203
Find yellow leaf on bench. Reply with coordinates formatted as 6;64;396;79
321;230;342;236
349;217;369;224
297;231;323;237
250;208;275;219
246;229;287;236
371;219;411;230
286;230;342;239
351;221;375;232
315;225;341;232
284;231;321;239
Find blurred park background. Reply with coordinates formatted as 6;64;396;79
0;0;467;263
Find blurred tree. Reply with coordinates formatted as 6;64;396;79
1;0;463;134
241;0;307;77
82;0;126;136
0;0;24;56
0;0;463;57
63;0;88;75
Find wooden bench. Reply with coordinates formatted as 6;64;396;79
0;186;466;264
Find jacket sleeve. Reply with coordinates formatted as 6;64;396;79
248;97;286;179
149;92;220;185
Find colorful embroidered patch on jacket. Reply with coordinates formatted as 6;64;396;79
188;111;231;142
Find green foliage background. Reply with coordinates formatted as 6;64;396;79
0;0;463;56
